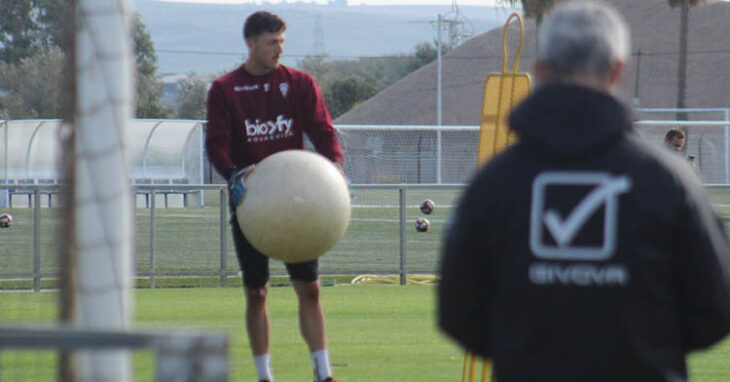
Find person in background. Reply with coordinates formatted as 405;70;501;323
664;127;686;152
664;127;697;168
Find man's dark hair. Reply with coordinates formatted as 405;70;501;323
664;127;685;141
243;11;286;40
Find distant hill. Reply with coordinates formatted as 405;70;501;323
135;0;517;75
336;0;730;127
334;0;730;184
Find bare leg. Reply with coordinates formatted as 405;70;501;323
292;280;326;352
245;283;270;355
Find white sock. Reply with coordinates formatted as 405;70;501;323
311;349;333;382
254;354;273;381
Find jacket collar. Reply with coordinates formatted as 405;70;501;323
508;83;634;156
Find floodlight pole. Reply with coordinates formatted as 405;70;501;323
725;108;729;184
437;15;442;127
436;14;443;184
399;188;407;285
2;113;8;208
2;111;7;180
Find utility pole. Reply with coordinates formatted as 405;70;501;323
313;13;326;56
437;14;442;127
433;1;473;127
436;15;443;183
432;1;473;183
633;49;642;107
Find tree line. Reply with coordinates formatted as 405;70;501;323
0;0;171;119
1;0;708;122
174;41;447;120
0;0;446;121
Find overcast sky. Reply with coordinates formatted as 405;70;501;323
159;0;729;5
159;0;506;6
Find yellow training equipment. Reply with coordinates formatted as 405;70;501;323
477;13;532;166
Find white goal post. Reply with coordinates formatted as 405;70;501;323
71;0;135;379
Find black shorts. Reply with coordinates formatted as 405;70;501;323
230;213;319;289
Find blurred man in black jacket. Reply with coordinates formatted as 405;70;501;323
438;2;730;381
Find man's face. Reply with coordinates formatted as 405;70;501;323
665;136;685;152
246;31;285;73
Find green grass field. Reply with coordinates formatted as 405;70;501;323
1;285;728;381
1;187;728;286
1;186;729;380
0;188;462;281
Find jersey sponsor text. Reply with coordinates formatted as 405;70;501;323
244;115;294;142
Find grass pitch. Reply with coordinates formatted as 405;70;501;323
1;186;728;286
1;186;728;380
0;285;728;381
0;188;459;283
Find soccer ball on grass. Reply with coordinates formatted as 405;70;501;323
0;213;13;228
420;199;435;214
415;217;430;232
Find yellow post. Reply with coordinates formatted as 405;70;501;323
462;352;493;382
481;358;490;382
469;353;478;382
461;352;471;382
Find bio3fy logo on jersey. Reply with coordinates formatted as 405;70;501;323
244;115;294;142
528;171;632;287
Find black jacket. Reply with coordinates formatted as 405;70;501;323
438;84;730;382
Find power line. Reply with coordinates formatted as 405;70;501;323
313;13;326;56
155;47;730;60
631;49;730;57
156;49;245;57
155;49;437;60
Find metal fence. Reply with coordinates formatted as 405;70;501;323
3;116;729;207
0;325;229;381
0;183;462;288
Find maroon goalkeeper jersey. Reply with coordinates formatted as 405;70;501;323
205;64;343;178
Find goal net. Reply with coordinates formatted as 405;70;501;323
335;117;730;186
335;125;479;185
633;120;730;184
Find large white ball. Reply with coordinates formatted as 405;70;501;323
236;150;351;263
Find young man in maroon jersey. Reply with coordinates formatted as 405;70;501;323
205;11;342;382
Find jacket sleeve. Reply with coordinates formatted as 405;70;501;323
205;81;235;179
676;179;730;351
299;74;343;165
438;176;493;357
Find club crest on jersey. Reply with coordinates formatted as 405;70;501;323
279;82;289;98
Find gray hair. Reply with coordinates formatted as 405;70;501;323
537;1;630;82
